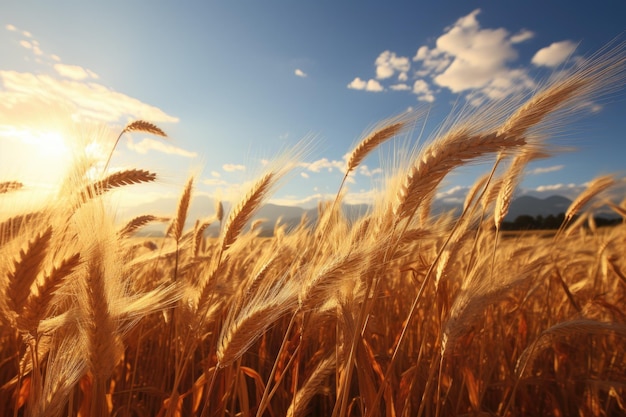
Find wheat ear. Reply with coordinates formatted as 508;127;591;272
5;226;53;319
18;253;81;335
167;176;194;242
565;175;615;224
286;353;337;417
216;277;298;366
0;181;23;194
221;172;275;253
118;215;168;237
80;169;157;202
103;120;167;172
494;149;548;229
192;219;212;257
346;120;406;174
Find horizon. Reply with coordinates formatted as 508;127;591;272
1;1;625;218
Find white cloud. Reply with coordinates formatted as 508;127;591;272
365;79;384;92
295;68;307;78
358;166;383;177
202;178;230;186
433;10;520;92
126;137;197;158
0;70;179;124
300;172;309;179
347;77;367;90
350;9;541;103
22;31;32;38
375;51;410;80
269;193;330;207
510;29;534;44
50;54;61;62
390;83;411;91
528;164;564;175
222;163;246;172
54;63;99;80
211;170;221;178
531;40;577;67
412;80;435;102
6;24;16;31
19;40;31;49
534;183;577;193
299;158;345;173
409;9;537;102
347;77;384;92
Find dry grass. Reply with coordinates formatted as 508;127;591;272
0;42;625;417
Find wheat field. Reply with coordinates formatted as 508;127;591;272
1;42;625;417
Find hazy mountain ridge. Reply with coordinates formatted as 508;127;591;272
117;194;619;237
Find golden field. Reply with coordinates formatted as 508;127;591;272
1;43;626;417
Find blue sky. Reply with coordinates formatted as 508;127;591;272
1;1;625;216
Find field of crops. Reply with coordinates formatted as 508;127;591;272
1;43;625;417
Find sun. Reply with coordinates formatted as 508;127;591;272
1;126;74;190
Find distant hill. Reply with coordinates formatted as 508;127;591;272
504;195;571;221
116;193;618;237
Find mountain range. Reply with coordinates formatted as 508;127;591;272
115;194;617;237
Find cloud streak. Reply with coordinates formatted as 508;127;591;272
528;165;564;175
223;163;246;172
126;137;197;158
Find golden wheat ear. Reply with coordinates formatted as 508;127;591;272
79;169;157;203
103;120;167;172
118;215;169;237
0;181;23;194
166;176;194;243
121;120;167;137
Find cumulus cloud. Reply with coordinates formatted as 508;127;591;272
126;137;197;158
528;164;564;175
375;51;410;79
222;163;246;172
54;63;99;80
347;77;384;92
295;68;307;78
428;9;534;97
412;80;435;102
531;40;577;67
351;9;543;103
5;24;16;31
300;172;309;179
211;171;221;178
